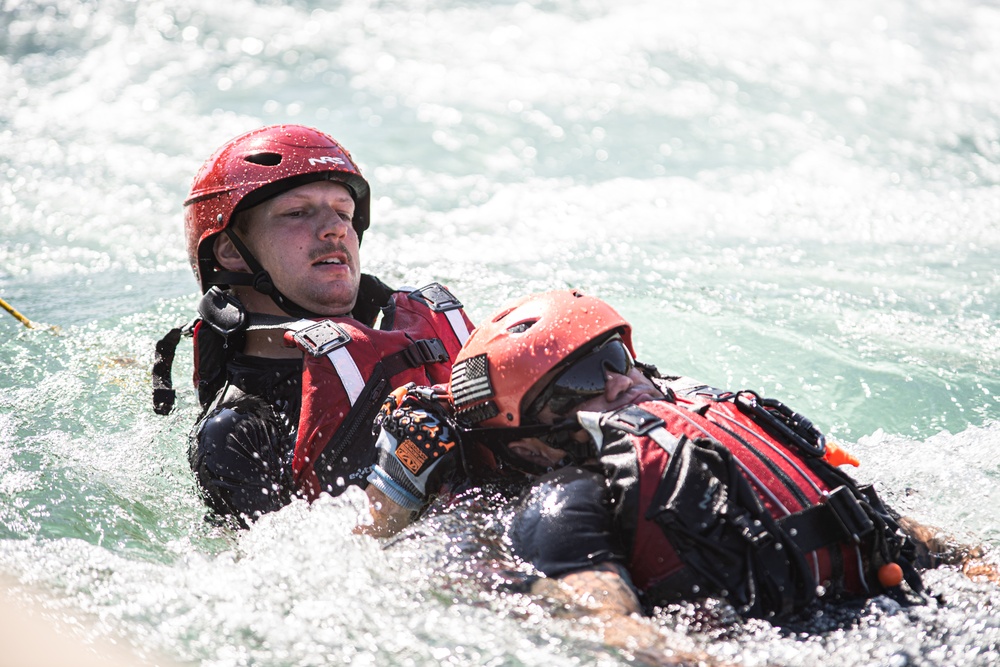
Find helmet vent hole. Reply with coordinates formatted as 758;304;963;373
244;152;283;166
491;307;516;323
506;320;536;334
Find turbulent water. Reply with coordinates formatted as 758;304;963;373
2;1;999;665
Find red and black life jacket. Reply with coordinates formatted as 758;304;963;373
589;379;921;618
152;282;473;499
285;284;473;499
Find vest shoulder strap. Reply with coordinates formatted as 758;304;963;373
398;283;472;347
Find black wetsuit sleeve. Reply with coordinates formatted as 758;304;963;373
189;398;294;524
509;466;625;578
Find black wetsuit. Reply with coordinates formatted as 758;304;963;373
188;274;394;523
510;456;632;582
188;354;302;521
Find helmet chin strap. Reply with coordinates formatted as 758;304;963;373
213;228;326;319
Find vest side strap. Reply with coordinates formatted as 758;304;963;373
381;338;449;378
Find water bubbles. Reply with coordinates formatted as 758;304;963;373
846;96;869;116
240;37;264;56
1;0;999;665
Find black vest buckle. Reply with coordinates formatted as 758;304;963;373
778;485;876;553
403;338;449;367
603;405;665;436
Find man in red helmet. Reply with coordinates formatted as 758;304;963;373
153;125;472;525
361;290;997;656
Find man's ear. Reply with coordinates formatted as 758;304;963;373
213;233;251;272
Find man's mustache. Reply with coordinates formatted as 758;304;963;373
309;242;354;264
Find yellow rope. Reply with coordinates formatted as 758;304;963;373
0;295;34;329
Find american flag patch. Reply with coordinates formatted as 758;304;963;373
451;354;493;408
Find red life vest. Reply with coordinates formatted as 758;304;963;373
285;284;473;500
591;380;917;616
625;398;860;590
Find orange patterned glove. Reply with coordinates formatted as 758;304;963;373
366;383;457;511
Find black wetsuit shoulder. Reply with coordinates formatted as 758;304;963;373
509;465;626;577
189;354;302;523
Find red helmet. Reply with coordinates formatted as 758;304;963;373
183;124;371;292
450;289;634;428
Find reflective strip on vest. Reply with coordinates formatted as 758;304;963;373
445;309;471;345
326;346;365;405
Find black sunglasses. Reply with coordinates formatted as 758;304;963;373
526;334;634;418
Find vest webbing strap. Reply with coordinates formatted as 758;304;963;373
325;337;449;407
382;338;449;376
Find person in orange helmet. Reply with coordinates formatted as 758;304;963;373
152;125;473;525
363;290;997;636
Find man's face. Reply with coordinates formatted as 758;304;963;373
507;350;664;469
536;364;663;423
238;180;361;316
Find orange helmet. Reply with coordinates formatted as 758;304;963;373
450;289;634;429
183;124;370;294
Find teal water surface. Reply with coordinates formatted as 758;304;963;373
1;1;998;665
